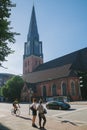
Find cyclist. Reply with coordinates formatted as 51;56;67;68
13;98;20;114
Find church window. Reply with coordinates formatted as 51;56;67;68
27;42;30;55
34;41;39;55
25;62;27;67
39;43;42;54
71;81;76;96
43;86;47;97
52;84;56;96
61;82;67;96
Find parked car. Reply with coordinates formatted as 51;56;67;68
46;101;70;110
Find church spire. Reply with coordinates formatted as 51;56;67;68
27;5;39;42
23;5;43;74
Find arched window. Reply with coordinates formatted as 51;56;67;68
52;84;56;96
71;81;75;96
61;82;67;96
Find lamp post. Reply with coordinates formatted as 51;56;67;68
28;88;33;115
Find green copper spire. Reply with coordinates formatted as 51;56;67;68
27;5;39;42
23;5;43;59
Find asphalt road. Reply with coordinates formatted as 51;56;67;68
47;105;87;126
0;102;87;127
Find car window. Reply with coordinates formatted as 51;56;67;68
57;102;64;105
49;102;53;105
52;102;58;105
48;102;56;105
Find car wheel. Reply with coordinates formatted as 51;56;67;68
59;106;62;110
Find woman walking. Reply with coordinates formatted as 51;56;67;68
30;98;37;128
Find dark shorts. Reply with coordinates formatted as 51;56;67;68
32;109;37;116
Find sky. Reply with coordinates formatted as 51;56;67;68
0;0;87;75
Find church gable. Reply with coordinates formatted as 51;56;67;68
21;83;29;102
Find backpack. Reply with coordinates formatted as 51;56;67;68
43;108;47;114
38;104;47;114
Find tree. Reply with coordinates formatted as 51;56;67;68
2;76;24;101
0;0;19;66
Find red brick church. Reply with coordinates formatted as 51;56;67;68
22;5;87;102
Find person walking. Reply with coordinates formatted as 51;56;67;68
30;98;37;128
37;99;47;129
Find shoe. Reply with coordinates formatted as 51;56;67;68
42;126;46;130
39;126;42;129
32;124;38;128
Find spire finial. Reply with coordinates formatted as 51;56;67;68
33;0;34;7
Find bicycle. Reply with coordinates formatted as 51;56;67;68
11;108;20;116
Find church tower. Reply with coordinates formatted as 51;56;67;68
23;5;43;74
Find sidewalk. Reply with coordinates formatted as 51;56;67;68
69;101;87;105
0;112;87;130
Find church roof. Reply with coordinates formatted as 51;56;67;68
23;64;72;83
34;47;87;72
27;5;39;42
23;47;87;83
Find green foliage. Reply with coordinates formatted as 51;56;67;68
2;85;8;97
0;0;19;65
0;87;2;95
2;76;24;101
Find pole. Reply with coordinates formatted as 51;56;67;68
29;88;33;115
29;94;31;115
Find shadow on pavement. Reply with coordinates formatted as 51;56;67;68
67;108;76;111
38;127;47;130
0;123;11;130
18;115;32;120
61;120;77;126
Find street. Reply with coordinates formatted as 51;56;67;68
0;102;87;130
47;105;87;126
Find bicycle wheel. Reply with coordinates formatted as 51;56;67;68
11;108;15;115
16;109;20;116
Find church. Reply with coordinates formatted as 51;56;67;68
22;5;87;102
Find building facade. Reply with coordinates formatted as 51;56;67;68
0;73;14;87
22;5;87;101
